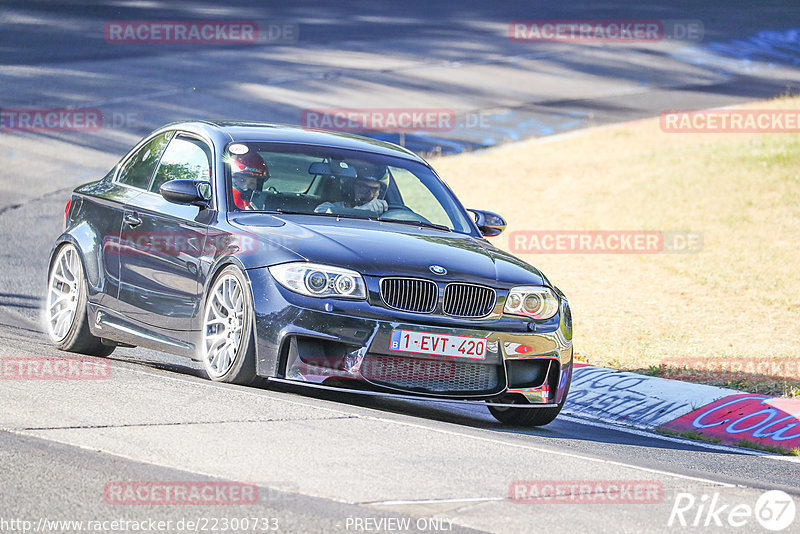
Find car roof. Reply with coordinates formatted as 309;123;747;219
157;120;426;164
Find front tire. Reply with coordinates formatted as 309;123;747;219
200;266;257;385
487;395;566;426
488;369;571;427
46;243;115;357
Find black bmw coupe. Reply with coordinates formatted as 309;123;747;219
46;121;573;426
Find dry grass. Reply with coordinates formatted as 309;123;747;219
430;97;800;397
656;428;722;444
735;439;800;456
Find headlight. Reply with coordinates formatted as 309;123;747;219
269;262;367;299
503;286;559;320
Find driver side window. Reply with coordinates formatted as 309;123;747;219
150;135;212;193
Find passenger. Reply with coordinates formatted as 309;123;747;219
315;163;388;216
230;152;269;210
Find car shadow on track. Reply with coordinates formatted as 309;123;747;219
107;347;208;379
16;332;756;457
252;380;759;456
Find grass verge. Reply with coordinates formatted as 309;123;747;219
656;428;800;456
656;428;722;444
431;96;800;397
735;439;800;456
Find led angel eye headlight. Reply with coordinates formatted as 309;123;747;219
524;294;545;315
504;286;559;320
506;292;522;312
334;274;357;295
269;263;367;299
305;271;329;294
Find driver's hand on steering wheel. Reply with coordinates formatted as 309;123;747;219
356;198;388;216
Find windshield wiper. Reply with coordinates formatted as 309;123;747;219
272;209;313;215
380;218;451;232
271;209;378;221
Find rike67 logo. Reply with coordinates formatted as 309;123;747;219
668;490;795;531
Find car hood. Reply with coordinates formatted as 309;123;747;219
230;214;548;287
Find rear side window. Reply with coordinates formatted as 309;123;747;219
117;131;174;189
150;136;212;193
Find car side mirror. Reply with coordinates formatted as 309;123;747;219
160;179;211;207
468;209;506;237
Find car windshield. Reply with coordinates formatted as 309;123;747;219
225;142;473;234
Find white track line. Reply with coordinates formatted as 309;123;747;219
88;361;800;482
354;414;737;488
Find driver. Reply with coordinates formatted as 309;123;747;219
315;163;389;216
230;151;269;210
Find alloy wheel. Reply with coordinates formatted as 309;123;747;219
46;245;81;342
202;274;245;378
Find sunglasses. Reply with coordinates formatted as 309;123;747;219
356;182;381;192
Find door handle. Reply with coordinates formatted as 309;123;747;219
123;213;142;227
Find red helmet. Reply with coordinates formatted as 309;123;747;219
229;151;268;178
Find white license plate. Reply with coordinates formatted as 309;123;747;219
389;329;487;360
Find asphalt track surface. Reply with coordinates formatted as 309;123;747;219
2;2;800;533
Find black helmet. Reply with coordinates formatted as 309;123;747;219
354;162;388;186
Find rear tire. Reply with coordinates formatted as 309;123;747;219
199;266;257;385
45;243;115;357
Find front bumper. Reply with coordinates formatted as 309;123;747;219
248;268;573;405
